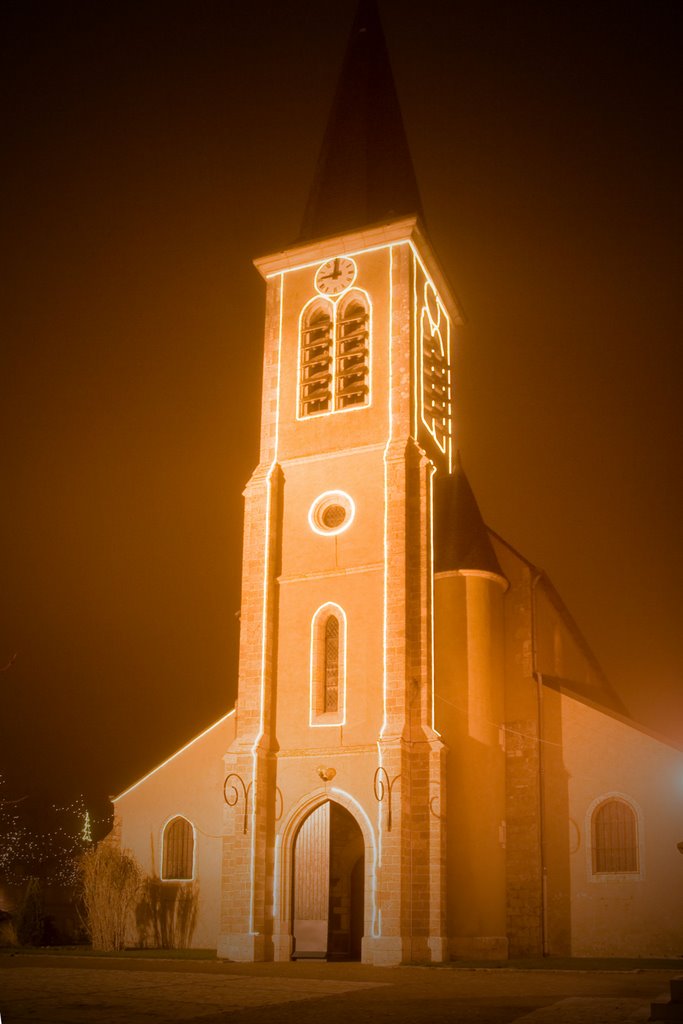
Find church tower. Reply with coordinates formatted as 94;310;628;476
219;2;465;965
109;0;683;967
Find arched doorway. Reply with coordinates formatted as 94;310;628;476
292;800;365;960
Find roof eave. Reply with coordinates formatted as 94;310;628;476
254;215;466;325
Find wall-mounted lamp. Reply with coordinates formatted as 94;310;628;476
224;772;252;834
373;766;400;832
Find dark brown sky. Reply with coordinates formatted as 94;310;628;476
2;0;681;811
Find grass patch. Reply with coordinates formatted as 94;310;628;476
0;946;217;960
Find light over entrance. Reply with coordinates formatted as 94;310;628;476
292;800;364;960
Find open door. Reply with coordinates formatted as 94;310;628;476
292;802;330;958
292;801;365;960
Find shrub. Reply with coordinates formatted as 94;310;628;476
0;910;18;947
79;844;141;951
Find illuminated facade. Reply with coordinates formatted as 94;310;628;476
113;3;683;963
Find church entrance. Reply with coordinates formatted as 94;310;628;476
291;800;365;960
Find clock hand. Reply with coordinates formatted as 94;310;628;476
320;270;346;283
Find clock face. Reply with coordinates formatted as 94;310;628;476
315;256;357;296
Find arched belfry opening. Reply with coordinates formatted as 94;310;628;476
291;800;365;960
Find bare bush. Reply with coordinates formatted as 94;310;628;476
0;912;18;947
79;844;141;951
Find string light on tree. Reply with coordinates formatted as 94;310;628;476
82;810;92;844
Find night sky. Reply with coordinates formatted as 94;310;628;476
2;0;681;818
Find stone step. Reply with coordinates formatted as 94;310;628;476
649;978;683;1021
649;1003;683;1022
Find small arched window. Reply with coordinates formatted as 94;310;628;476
591;798;638;874
324;616;340;712
161;816;194;880
336;296;369;409
300;303;333;416
421;307;449;451
310;604;346;725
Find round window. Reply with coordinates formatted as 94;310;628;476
322;504;346;529
308;491;355;536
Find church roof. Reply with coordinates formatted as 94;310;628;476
434;455;505;579
488;529;631;721
299;0;424;242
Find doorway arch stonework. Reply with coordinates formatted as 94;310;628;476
273;788;377;962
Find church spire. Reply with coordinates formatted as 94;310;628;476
299;0;424;242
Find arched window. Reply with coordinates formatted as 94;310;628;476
161;816;194;880
324;615;340;712
299;293;369;417
336;296;369;409
591;798;638;874
300;303;333;416
421;307;449;451
310;604;346;725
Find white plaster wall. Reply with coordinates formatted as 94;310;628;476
114;711;235;949
561;695;683;956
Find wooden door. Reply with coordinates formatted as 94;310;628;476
292;802;330;958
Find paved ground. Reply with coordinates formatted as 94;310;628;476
0;954;680;1024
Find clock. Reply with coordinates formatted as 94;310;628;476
315;256;357;296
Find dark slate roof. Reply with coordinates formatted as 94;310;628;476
299;0;424;242
541;674;630;719
434;456;505;578
488;531;630;722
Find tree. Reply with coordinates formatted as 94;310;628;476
16;877;44;946
0;774;29;885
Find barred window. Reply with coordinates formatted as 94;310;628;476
300;305;333;416
299;293;369;417
592;798;638;874
162;816;194;880
324;616;340;713
336;298;369;409
421;309;449;450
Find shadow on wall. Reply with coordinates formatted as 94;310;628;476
135;879;198;949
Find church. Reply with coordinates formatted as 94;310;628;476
112;3;683;964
